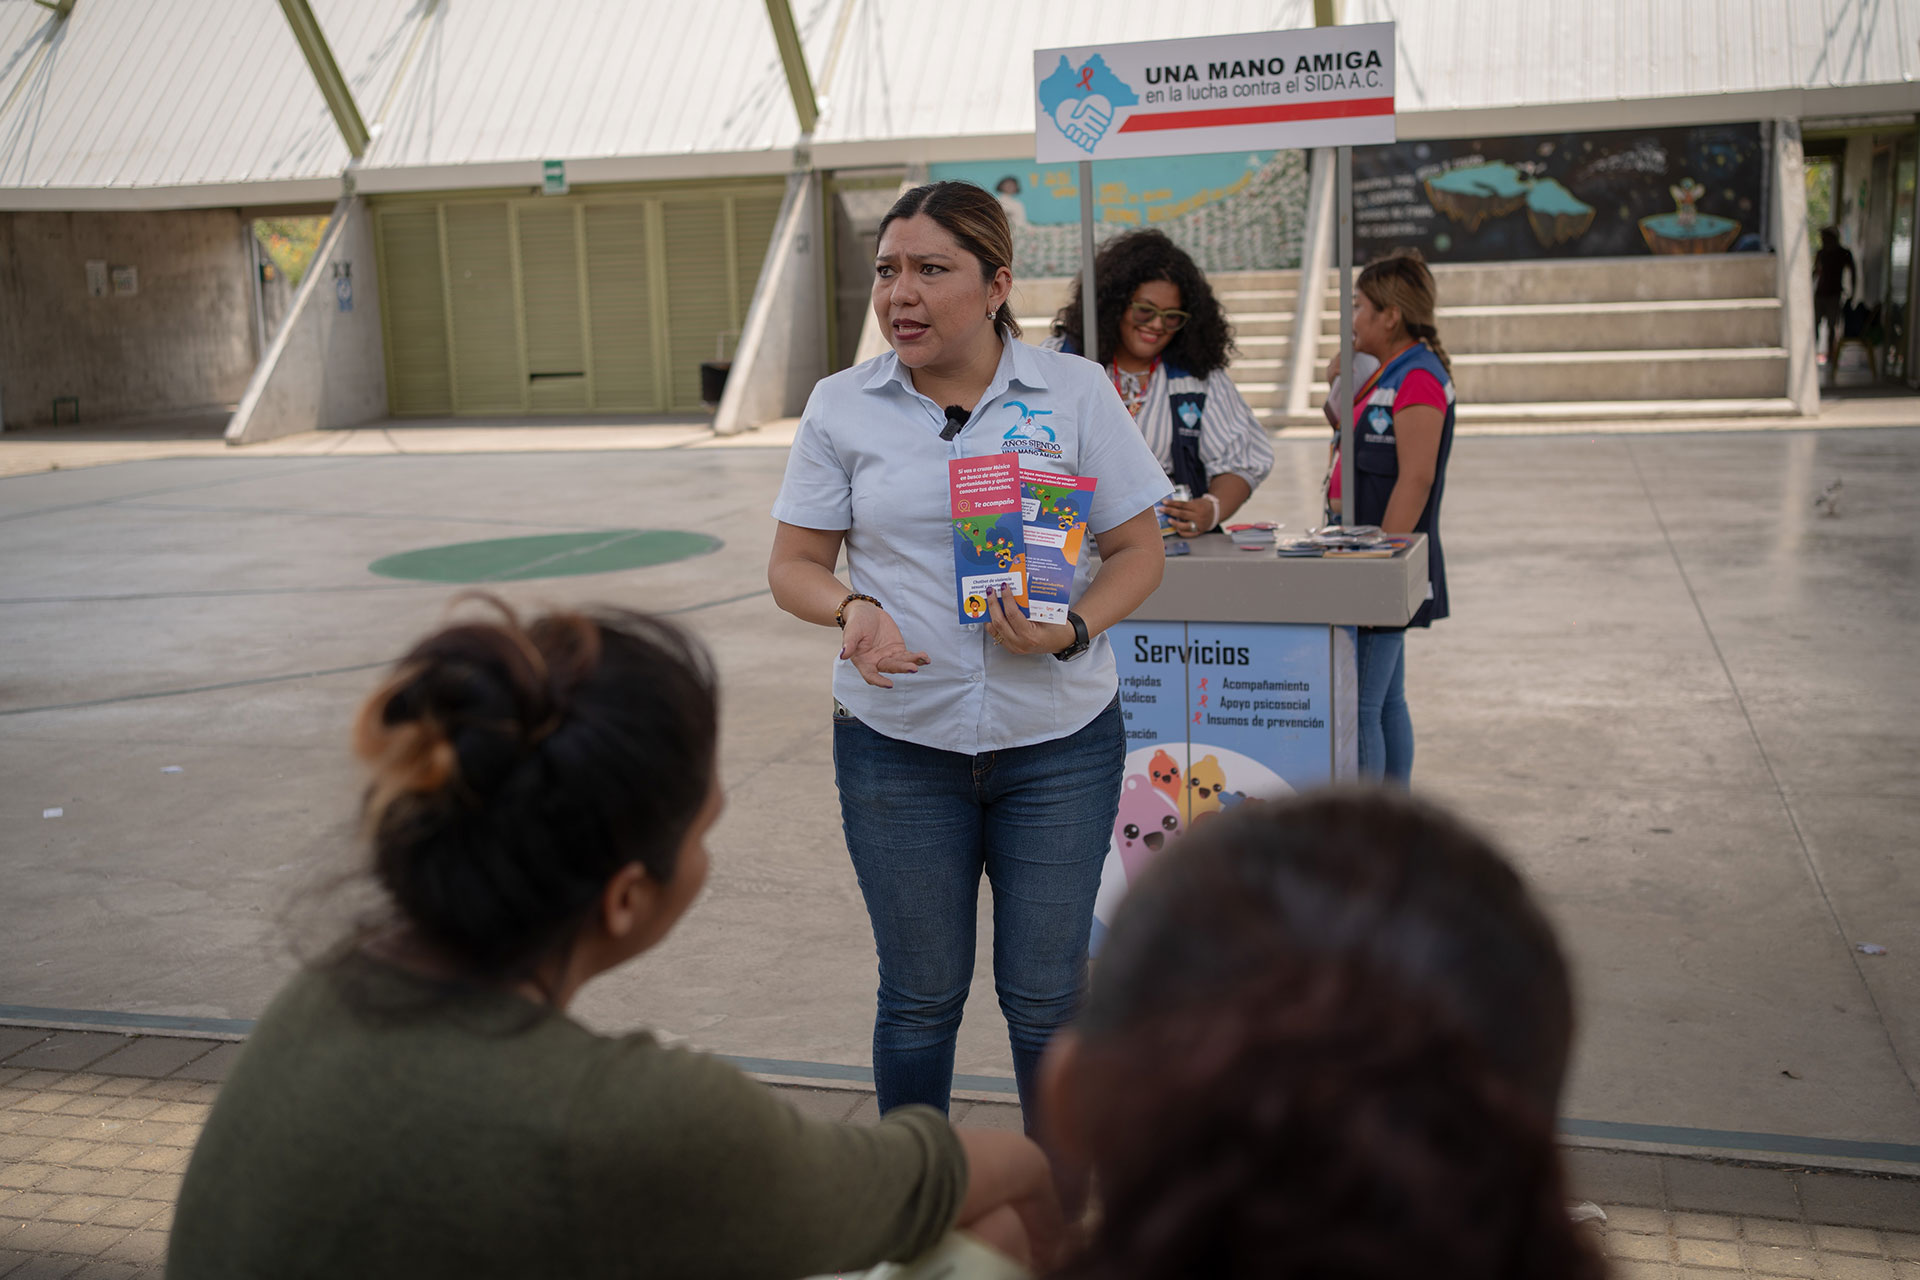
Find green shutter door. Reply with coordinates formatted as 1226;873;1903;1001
516;204;590;412
377;209;453;415
660;197;735;411
443;202;523;412
731;194;783;300
583;203;660;412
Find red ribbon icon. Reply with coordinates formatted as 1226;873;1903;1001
1075;65;1094;90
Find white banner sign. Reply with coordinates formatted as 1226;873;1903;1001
1034;23;1396;163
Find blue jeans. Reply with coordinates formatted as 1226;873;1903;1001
1356;628;1413;784
833;698;1125;1124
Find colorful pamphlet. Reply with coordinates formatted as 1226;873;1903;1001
1019;467;1097;624
1156;483;1191;538
949;454;1027;623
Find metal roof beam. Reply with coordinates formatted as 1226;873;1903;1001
278;0;370;158
764;0;819;135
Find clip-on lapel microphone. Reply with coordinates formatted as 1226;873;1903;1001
940;405;968;441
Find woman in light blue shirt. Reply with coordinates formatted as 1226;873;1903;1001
769;182;1169;1125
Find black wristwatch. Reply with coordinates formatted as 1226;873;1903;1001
1053;611;1091;662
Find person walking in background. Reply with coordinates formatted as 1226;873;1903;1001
1037;792;1603;1280
1324;251;1455;784
768;182;1169;1126
1048;229;1273;537
169;600;1063;1279
1813;226;1856;379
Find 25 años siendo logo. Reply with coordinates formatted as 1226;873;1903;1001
1000;401;1063;460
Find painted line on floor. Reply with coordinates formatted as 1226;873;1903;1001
5;1003;1917;1164
0;660;394;717
0;588;770;715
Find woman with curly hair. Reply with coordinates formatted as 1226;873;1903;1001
1049;230;1273;538
1037;791;1603;1280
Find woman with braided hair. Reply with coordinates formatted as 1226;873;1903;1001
1037;792;1602;1280
171;599;1065;1279
1326;249;1457;783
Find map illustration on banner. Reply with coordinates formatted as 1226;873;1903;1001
1034;23;1396;164
1037;56;1140;154
1350;124;1767;262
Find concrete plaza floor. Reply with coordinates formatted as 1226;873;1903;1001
4;1026;1919;1280
1;422;1917;1174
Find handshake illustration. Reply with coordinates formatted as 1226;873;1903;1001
1054;94;1114;153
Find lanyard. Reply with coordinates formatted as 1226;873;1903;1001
1348;345;1419;423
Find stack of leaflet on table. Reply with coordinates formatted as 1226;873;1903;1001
1307;525;1410;558
1226;522;1279;550
1277;525;1410;558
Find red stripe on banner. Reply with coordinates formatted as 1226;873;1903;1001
1118;96;1395;133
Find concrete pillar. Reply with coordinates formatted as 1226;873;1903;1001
1285;148;1336;421
1840;133;1874;269
226;196;388;444
1772;120;1819;414
713;171;827;435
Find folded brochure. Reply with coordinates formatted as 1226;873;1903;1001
949;454;1027;623
1020;467;1096;623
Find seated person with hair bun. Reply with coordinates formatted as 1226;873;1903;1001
169;599;1063;1280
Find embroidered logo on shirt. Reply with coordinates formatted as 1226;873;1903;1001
1364;405;1394;444
1171;392;1206;438
1000;400;1063;459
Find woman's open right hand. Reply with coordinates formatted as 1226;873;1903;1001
840;601;930;688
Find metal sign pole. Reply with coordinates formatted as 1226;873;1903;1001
1078;159;1097;363
1337;145;1354;528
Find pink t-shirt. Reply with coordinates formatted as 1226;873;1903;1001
1329;368;1445;501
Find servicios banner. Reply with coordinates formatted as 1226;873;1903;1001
1033;23;1396;165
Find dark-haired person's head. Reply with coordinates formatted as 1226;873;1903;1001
1041;792;1600;1280
1356;248;1452;374
1820;225;1840;248
351;598;720;996
875;181;1019;375
1051;229;1235;377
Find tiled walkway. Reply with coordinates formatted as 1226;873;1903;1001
1;1026;1916;1279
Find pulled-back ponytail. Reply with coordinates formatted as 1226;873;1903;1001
351;596;718;983
1358;250;1451;376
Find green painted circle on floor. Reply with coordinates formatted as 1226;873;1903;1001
369;529;721;584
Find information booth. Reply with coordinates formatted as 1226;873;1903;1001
1092;535;1428;947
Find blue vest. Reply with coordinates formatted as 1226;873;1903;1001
1353;343;1454;627
1057;337;1211;498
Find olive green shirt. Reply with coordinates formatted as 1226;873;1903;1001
169;956;966;1280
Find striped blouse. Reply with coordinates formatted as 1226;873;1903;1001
1042;337;1274;490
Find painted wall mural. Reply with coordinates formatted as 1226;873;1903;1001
1350;124;1769;262
929;150;1309;276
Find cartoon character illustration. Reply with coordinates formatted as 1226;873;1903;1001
1183;753;1228;825
964;594;987;618
1113;774;1181;882
1148;749;1182;807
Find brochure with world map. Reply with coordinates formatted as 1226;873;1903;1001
1020;467;1097;624
949;455;1027;624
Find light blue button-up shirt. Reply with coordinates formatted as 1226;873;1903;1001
772;337;1171;754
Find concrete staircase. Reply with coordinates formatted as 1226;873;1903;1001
1014;255;1793;427
1303;256;1793;423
